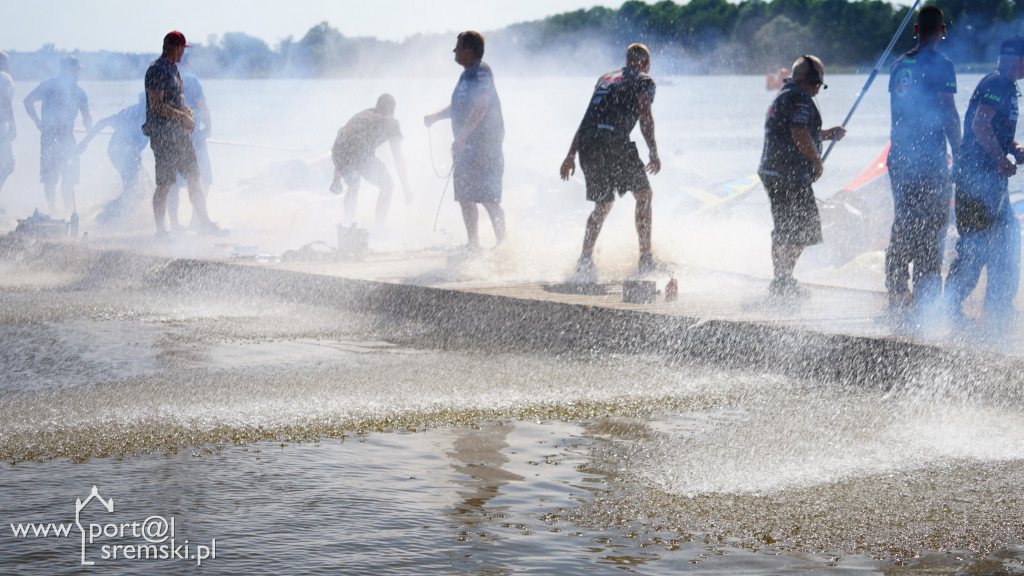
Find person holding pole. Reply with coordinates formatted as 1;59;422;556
944;36;1024;329
757;55;845;298
885;6;960;315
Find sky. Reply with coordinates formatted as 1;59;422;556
4;0;621;53
6;0;920;54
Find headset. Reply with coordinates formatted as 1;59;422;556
801;55;827;90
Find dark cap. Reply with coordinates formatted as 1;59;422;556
163;31;190;48
61;55;82;69
1000;35;1024;56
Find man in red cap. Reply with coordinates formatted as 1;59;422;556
143;31;223;237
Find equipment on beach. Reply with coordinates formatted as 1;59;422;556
12;210;76;238
821;0;923;163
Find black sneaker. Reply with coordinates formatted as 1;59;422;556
769;276;808;299
638;253;655;277
570;255;597;284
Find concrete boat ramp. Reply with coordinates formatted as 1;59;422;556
6;235;1024;393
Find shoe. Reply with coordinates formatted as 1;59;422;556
638;253;655;277
570;255;597;284
768;276;808;299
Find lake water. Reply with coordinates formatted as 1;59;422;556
2;73;1024;574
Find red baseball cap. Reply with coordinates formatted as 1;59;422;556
163;31;190;48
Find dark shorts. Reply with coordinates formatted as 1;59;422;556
39;128;79;185
453;141;503;204
579;138;649;204
150;130;199;187
333;151;392;190
761;173;822;247
174;135;213;188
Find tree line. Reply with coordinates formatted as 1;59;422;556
7;0;1024;81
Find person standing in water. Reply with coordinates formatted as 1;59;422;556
560;43;661;282
144;31;223;237
885;6;961;315
330;93;411;229
757;55;845;298
424;31;505;250
945;36;1024;329
23;55;92;216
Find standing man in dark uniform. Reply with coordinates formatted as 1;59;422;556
144;31;222;237
24;56;91;216
331;93;411;229
885;6;961;313
424;31;505;250
758;55;846;297
945;36;1024;327
560;43;660;282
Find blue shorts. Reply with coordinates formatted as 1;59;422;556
39;128;79;186
453;141;503;204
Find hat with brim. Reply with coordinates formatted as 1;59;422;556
164;31;190;48
1000;35;1024;56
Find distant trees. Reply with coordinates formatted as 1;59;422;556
6;0;1023;80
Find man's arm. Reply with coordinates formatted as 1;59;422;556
939;93;961;153
194;97;211;138
79;93;92;132
0;91;13;141
424;105;451;127
77;112;117;152
389;138;412;203
23;86;42;130
147;89;194;132
638;92;660;174
972;104;1015;178
560;128;581;181
791;127;823;182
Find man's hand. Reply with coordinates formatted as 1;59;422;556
997;155;1017;178
811;158;824;182
424;113;436;127
822;126;846;141
560;156;575;180
645;153;661;175
1012;145;1024;165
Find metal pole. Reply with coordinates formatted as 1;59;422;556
822;0;923;162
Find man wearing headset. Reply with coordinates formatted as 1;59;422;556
885;6;960;316
757;55;846;298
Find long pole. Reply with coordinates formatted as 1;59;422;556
822;0;922;162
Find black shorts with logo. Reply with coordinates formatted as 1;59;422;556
579;136;649;205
